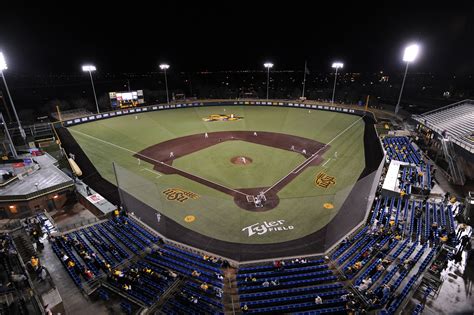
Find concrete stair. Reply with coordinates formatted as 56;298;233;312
223;267;242;314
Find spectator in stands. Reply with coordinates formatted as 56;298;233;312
382;284;391;299
270;279;279;286
353;261;363;271
200;282;209;291
61;252;69;263
214;287;223;298
83;268;94;280
262;279;270;287
221;259;230;268
215;272;224;280
273;260;283;270
38;267;48;282
314;295;323;304
30;256;40;271
241;304;249;312
357;277;372;291
167;270;178;279
191;270;201;277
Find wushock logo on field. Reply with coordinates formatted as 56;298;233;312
314;171;336;189
162;188;200;203
242;220;294;237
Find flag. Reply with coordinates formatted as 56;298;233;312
304;62;310;75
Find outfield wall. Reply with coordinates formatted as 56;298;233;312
62;99;376;127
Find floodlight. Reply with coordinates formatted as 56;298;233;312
82;64;99;113
0;52;7;71
159;64;170;70
403;44;419;62
82;65;96;72
332;62;344;69
263;62;274;69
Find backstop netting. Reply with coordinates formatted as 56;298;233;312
112;160;377;262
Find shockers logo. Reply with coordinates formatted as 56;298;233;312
242;220;294;237
162;188;200;203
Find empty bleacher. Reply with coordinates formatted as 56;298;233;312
417;102;474;144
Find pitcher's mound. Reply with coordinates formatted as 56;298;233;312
231;156;253;165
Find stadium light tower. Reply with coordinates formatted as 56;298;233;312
331;62;343;104
263;62;274;100
395;44;420;115
0;52;26;141
159;64;170;104
82;64;100;114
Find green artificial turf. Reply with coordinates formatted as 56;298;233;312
69;105;366;244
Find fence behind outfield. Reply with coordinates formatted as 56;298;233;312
61;99;376;127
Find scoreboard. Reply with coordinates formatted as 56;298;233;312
109;90;145;109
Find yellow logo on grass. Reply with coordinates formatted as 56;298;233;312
314;172;336;189
202;114;243;122
162;188;200;203
323;203;334;209
184;215;196;223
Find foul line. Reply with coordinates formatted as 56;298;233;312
322;158;332;167
69;128;248;197
263;116;364;194
141;168;163;178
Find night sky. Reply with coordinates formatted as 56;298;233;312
1;2;473;74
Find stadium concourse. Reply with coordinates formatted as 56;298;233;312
0;100;472;315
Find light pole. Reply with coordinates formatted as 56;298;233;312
263;62;273;100
395;44;419;115
331;62;343;104
159;64;170;104
0;52;26;141
82;65;100;114
0;113;17;158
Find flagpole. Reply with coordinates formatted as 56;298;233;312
302;60;307;98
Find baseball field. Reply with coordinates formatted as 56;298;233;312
68;105;366;245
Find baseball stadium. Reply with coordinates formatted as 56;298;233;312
1;94;473;315
0;43;473;315
58;101;382;261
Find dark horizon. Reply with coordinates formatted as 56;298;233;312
1;2;474;75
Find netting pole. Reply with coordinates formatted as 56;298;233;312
112;161;125;212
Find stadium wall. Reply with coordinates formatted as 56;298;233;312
61;99;377;127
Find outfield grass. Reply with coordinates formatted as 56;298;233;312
69;105;366;244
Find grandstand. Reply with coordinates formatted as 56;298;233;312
412;99;474;185
413;100;474;150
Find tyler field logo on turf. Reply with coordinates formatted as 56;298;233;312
242;220;294;237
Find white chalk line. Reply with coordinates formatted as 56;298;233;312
69;128;248;196
322;158;332;167
263;116;364;194
140;168;162;178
